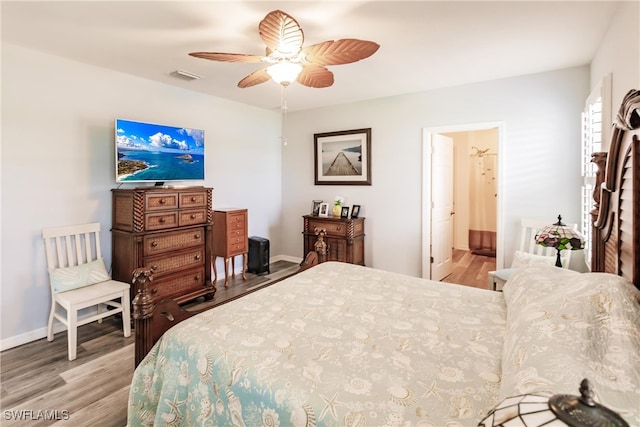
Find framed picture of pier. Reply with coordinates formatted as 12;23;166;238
314;128;371;185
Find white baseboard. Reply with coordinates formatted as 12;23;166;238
1;323;67;351
270;254;303;264
1;254;304;351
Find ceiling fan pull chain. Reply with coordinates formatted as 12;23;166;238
281;85;288;146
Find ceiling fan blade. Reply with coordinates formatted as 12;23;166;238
237;68;272;88
301;39;380;66
296;65;334;88
189;52;264;63
259;10;304;57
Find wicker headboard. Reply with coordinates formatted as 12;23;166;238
592;89;640;289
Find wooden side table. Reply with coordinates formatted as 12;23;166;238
212;208;248;287
302;215;365;265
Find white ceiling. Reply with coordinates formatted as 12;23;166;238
1;1;621;111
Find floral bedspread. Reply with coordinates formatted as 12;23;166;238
127;261;507;427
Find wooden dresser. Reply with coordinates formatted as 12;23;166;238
212;208;248;287
111;186;215;304
302;215;365;265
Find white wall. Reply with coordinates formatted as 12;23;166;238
590;0;640;128
1;42;282;348
281;67;590;276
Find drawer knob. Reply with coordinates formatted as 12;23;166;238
159;198;166;204
151;241;158;247
190;214;196;219
195;254;201;260
159;217;166;223
191;197;197;202
152;265;158;270
195;275;201;281
336;226;341;230
194;234;201;239
151;288;158;295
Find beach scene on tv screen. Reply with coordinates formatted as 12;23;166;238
116;119;205;182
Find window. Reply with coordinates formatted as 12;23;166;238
581;75;611;268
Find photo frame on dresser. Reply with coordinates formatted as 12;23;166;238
341;206;350;218
314;128;372;185
351;205;361;218
318;202;330;217
311;200;323;216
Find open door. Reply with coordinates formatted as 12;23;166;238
423;122;504;281
430;133;454;281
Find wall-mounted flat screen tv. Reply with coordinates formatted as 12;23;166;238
116;118;205;184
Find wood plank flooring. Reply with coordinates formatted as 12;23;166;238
0;253;494;426
441;249;496;289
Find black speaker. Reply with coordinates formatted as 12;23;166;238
248;236;270;275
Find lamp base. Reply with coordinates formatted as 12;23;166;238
555;249;563;268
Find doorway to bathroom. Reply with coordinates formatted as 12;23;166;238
422;122;504;283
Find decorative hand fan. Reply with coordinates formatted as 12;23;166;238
189;10;380;88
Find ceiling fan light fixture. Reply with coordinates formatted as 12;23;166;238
188;10;379;89
266;62;302;86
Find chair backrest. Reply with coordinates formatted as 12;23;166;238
42;222;103;270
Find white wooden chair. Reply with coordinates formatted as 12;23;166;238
488;218;578;291
42;222;131;361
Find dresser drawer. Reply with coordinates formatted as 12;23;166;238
143;228;204;256
179;209;208;227
179;191;208;208
150;267;206;301
144;247;204;276
227;226;246;240
145;212;179;231
227;235;246;254
228;212;246;229
308;219;347;237
145;192;178;211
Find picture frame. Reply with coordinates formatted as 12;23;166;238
351;204;361;218
340;206;350;219
311;200;323;216
314;128;372;185
318;202;330;217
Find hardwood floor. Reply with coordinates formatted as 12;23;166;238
440;249;496;289
0;254;494;426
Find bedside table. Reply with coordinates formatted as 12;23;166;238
302;215;365;265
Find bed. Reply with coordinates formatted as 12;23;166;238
127;89;640;426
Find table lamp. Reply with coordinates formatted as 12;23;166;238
534;215;585;267
479;378;629;427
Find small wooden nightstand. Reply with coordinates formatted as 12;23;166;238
212;208;248;287
302;215;365;265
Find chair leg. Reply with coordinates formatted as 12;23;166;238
97;303;103;324
47;301;56;342
67;310;78;361
487;274;496;291
122;293;131;338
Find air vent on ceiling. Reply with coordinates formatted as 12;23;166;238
170;69;201;81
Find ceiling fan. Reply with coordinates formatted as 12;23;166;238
189;10;380;89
